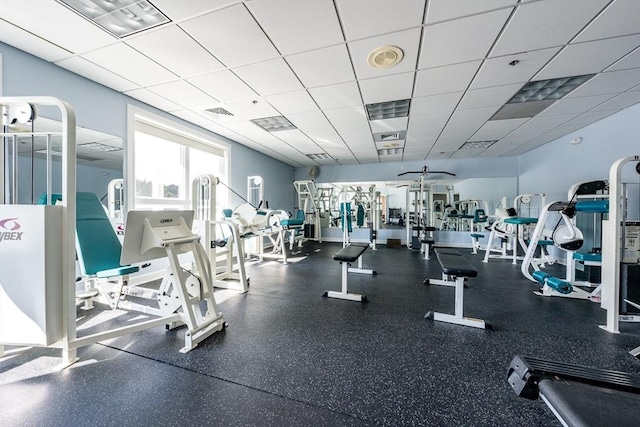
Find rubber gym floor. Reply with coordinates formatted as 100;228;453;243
1;241;639;426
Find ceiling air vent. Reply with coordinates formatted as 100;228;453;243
306;153;332;161
366;99;411;120
251;116;297;132
205;107;234;117
368;46;404;69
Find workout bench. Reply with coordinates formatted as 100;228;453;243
324;243;376;302
423;248;487;329
508;355;640;426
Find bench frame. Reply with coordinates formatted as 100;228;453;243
424;248;486;329
324;243;374;302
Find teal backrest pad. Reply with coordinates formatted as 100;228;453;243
75;192;123;276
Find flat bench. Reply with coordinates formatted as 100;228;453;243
324;243;375;302
424;248;487;329
508;355;640;426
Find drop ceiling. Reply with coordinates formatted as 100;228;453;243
0;0;638;167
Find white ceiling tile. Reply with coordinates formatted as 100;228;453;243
470;118;528;140
348;28;422;80
264;90;320;115
408;112;451;130
124;88;183;112
187;69;259;104
248;0;343;55
233;58;303;96
324;106;368;125
535;35;640;81
411;92;464;115
414;61;482;96
440;123;484;138
565;68;640;98
563;110;621;128
308;82;363;109
474;47;560;88
151;0;236;22
171;109;215;127
607;47;640;72
56;56;139;92
538;94;616;116
147;80;217;109
0;0;116;54
458;84;522;110
419;9;512;69
341;135;374;146
125;25;224;78
286;44;356;88
223;99;280;120
451;148;485;159
447;106;500;125
180;4;279;67
337;0;424;40
517;114;579;129
287;110;332;129
426;0;517;24
591;91;640;111
490;1;610;57
359;72;415;104
333;120;372;137
81;43;178;86
407;127;442;140
369;118;409;133
573;0;640;43
0;20;72;62
275;130;322;152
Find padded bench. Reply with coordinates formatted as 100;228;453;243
508;355;640;427
324;243;375;302
423;248;486;329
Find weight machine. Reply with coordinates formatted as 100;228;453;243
1;97;226;367
192;174;249;293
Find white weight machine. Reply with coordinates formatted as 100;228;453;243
0;97;226;367
192;174;249;293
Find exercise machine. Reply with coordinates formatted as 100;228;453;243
192;174;249;293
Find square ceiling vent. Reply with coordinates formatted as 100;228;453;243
491;74;595;120
366;99;411;120
251;116;297;132
57;0;170;37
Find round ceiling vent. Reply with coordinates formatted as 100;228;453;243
367;46;404;69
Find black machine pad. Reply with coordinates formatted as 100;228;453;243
434;249;478;277
333;244;368;262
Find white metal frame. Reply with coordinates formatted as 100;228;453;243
424;273;486;329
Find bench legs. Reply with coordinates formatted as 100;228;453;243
323;261;368;302
424;274;486;329
347;255;375;275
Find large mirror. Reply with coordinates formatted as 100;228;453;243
311;177;518;245
6;116;123;207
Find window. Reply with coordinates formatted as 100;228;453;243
127;107;229;216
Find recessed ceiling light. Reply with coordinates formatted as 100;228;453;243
306;153;332;161
366;99;411;121
251;116;297;132
507;74;595;104
80;142;122;152
373;130;407;142
56;0;170;38
205;107;234;117
460;140;496;150
368;46;404;69
568;136;583;145
378;148;404;156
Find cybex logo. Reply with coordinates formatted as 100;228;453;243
0;218;23;241
160;218;173;224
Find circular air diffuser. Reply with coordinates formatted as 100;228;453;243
368;46;404;68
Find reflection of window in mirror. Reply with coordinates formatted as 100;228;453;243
130;116;228;216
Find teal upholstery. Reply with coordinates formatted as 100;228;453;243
281;209;305;228
504;217;538;225
39;192;138;278
573;252;602;262
222;208;233;218
575;200;609;213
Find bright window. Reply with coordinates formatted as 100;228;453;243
128;109;229;216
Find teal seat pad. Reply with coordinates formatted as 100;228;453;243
504;217;538;225
573;252;602;262
96;265;139;278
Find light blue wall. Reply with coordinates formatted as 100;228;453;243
1;43;295;211
517;104;640;202
295;157;518;183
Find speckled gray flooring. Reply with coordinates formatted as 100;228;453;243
2;242;639;426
